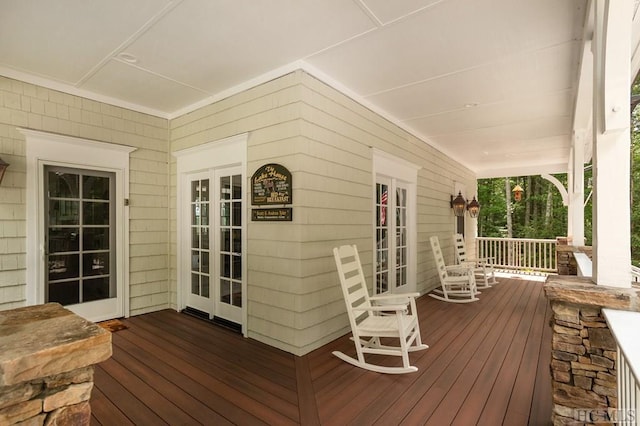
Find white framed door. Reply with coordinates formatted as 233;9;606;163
213;167;243;324
44;165;119;319
174;133;248;332
182;167;243;325
372;149;419;295
23;129;133;322
374;177;410;294
186;172;212;314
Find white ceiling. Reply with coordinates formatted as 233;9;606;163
0;0;593;177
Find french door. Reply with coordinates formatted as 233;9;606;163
44;165;120;318
184;166;243;325
375;177;410;294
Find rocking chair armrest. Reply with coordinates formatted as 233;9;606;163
353;305;409;313
369;293;419;302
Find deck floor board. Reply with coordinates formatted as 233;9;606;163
92;277;552;425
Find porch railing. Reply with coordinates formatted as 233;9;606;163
603;308;640;425
475;237;557;274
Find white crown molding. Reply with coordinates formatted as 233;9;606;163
2;59;477;174
0;66;171;119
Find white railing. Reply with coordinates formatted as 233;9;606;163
632;265;640;283
475;237;557;274
603;308;640;425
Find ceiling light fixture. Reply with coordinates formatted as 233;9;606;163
117;53;138;64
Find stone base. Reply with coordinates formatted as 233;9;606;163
544;276;640;426
0;303;112;425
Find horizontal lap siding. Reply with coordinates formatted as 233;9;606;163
296;72;476;354
169;72;304;353
0;76;169;314
168;69;476;356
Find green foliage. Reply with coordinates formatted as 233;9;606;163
478;78;640;263
479;176;569;239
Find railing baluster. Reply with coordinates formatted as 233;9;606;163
603;309;640;425
474;237;558;274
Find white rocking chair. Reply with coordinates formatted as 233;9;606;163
332;245;428;374
453;233;498;288
429;236;479;303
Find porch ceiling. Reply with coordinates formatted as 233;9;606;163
0;0;599;177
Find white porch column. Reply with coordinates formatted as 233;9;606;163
591;0;632;287
569;134;585;247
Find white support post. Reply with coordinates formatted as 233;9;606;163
571;134;586;247
591;0;632;287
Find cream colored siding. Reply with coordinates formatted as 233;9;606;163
295;72;476;353
169;73;303;351
1;68;475;356
169;70;474;355
0;76;169;314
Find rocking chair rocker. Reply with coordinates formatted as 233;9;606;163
453;233;498;288
429;236;479;303
332;245;428;374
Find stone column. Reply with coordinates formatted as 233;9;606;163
545;276;640;425
0;303;112;425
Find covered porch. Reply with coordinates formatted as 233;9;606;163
91;276;551;425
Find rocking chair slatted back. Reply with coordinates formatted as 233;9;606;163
332;244;428;374
429;236;479;303
453;234;497;287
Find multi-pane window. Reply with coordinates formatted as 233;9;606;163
375;182;389;294
45;167;115;305
219;174;242;308
191;178;210;298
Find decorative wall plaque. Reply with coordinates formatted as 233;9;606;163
252;208;292;221
251;163;292;205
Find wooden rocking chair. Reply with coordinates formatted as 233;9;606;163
429;236;479;303
453;233;498;288
332;245;428;374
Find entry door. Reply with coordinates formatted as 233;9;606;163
375;178;410;294
44;166;120;319
185;167;243;325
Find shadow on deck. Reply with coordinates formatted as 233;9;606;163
91;277;552;425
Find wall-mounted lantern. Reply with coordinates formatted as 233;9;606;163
512;184;524;202
467;196;480;218
0;158;9;186
450;191;466;217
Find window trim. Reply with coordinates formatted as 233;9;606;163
21;128;135;319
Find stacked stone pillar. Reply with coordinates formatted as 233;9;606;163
0;303;112;425
545;276;640;425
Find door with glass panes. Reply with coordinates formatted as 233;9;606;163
375;177;409;294
44;166;120;319
186;167;243;325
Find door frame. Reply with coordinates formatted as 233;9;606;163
22;129;135;321
372;149;420;294
173;133;248;335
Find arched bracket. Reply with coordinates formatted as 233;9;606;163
541;174;569;206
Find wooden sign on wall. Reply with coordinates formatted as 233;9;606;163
251;163;292;205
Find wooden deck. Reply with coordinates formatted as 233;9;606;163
91;277;552;425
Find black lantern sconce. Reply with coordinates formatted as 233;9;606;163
467;196;480;218
0;157;9;186
450;191;466;217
